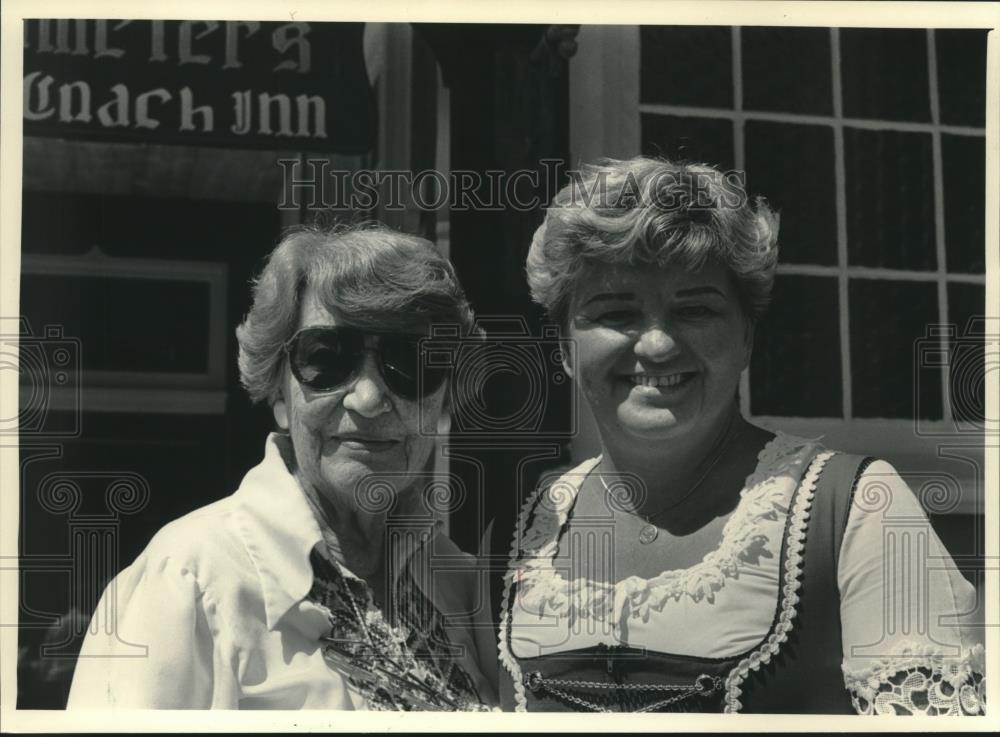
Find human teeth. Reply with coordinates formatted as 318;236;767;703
630;374;688;387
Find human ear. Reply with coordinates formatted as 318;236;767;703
435;381;454;434
560;337;576;379
742;319;756;368
439;378;454;413
272;399;289;430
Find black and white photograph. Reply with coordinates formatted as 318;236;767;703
1;0;997;729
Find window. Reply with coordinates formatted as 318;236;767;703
570;26;989;514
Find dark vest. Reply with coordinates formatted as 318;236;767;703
491;452;874;714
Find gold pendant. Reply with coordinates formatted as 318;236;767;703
638;524;659;544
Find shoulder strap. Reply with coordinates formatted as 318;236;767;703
741;450;874;714
820;453;876;565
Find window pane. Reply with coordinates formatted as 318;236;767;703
745;121;837;265
943;134;986;274
840;29;931;122
948;283;986;425
640;26;732;108
742;27;833;115
850;279;941;419
845;128;936;270
936;30;988;127
750;275;841;417
640;114;734;171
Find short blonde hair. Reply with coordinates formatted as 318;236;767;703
526;156;779;326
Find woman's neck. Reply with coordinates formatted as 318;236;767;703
598;404;746;514
299;480;387;579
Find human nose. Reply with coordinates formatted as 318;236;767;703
634;324;679;362
341;351;391;418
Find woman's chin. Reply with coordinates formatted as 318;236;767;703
615;405;687;440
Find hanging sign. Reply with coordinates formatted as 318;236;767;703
23;19;376;152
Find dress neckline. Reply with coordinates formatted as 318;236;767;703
498;435;838;712
512;431;822;618
560;430;783;566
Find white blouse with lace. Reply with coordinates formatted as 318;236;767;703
500;432;985;715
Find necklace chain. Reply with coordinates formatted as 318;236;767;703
524;671;723;712
598;412;744;532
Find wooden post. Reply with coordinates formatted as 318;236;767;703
415;24;576;553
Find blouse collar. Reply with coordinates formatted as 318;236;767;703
233;432;442;631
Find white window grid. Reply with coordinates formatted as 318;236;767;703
639;26;988;423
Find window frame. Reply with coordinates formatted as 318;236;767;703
568;25;989;514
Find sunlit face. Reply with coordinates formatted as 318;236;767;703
565;261;751;444
275;287;445;512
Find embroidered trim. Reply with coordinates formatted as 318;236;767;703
722;449;835;714
515;433;819;623
500;434;826;712
498;482;554;712
842;642;986;715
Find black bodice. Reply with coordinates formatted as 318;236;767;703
495;451;870;714
508;643;736;712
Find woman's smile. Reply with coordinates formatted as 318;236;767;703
616;370;701;411
332;435;402;453
627;371;694;388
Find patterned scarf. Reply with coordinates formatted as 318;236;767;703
308;546;489;711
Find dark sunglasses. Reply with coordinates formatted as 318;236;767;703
284;326;448;400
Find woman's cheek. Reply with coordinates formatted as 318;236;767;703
405;395;445;467
582;381;608;409
574;331;619;377
417;405;440;436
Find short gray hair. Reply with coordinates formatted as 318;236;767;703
236;222;476;405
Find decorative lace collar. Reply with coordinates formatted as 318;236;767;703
512;431;822;621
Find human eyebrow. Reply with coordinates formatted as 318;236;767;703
674;286;727;299
582;292;636;306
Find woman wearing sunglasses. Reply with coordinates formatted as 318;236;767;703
496;157;984;714
69;224;497;710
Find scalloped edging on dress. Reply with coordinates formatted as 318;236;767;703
515;433;822;623
497;477;561;713
721;449;835;714
501;437;827;712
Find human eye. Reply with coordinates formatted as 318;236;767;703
674;303;717;319
595;307;641;327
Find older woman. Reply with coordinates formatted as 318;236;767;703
68;224;496;710
497;157;984;714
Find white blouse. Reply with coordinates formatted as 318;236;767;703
67;433;497;709
500;432;984;714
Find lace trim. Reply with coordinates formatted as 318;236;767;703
515;433;821;622
498;483;549;712
722;449;834;714
843;643;986;715
500;434;825;712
